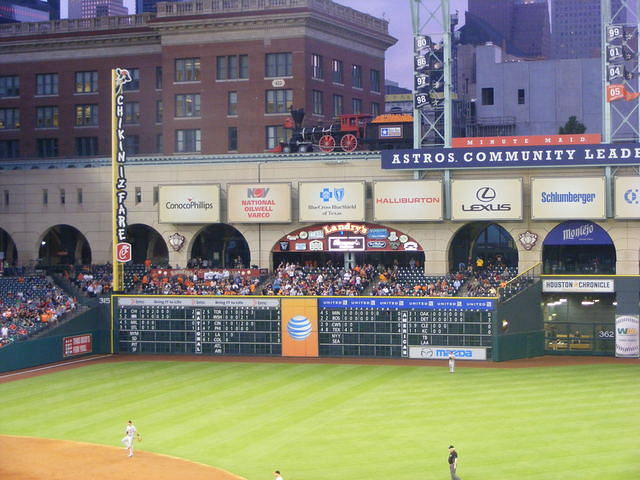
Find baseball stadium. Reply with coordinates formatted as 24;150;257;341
0;1;638;479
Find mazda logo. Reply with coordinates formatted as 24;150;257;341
476;187;496;202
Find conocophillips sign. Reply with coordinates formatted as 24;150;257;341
451;178;522;220
409;346;487;361
159;185;220;224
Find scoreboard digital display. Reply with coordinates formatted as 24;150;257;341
318;298;494;358
117;297;281;355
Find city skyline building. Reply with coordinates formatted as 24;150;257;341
68;0;126;18
0;0;55;23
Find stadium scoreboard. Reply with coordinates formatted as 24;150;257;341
115;296;495;359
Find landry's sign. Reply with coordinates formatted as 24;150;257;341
159;185;220;224
227;183;291;223
373;180;443;222
381;143;640;170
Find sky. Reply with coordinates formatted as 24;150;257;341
60;0;468;89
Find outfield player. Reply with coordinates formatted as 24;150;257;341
448;445;462;480
121;420;138;457
274;470;284;480
448;352;456;373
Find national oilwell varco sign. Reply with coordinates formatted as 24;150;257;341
381;144;640;169
159;185;220;224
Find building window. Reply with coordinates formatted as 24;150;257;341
0;76;19;97
352;64;362;88
135;186;142;204
75;137;98;156
124;102;140;124
332;59;343;84
265;52;292;77
217;55;248;80
156;100;163;123
518;88;525;105
228;91;238;116
156;134;163;153
265;125;290;150
37;138;58;158
352;98;362;114
124;68;140;91
175;94;200;117
75;71;98;93
175;58;200;82
0;140;19;158
370;69;381;93
312;54;323;79
153;186;159;205
156;66;163;89
0;108;20;129
370;102;380;117
60;188;66;205
124;135;140;154
75;104;99;126
481;87;494;106
4;190;9;206
228;126;238;151
36;106;59;129
333;94;343;116
42;189;48;205
312;90;323;115
175;129;201;152
77;188;83;204
36;73;58;95
265;89;293;114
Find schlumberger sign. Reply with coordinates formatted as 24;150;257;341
381;144;640;170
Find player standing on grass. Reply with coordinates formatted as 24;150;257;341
448;352;456;373
274;470;284;480
448;445;462;480
121;420;140;458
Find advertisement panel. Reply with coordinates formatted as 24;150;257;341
615;315;639;358
452;134;601;148
281;298;319;357
451;178;522;221
614;176;640;219
373;180;443;221
227;183;291;223
159;185;220;224
63;334;93;358
543;220;612;246
542;279;615;293
298;181;365;222
409;346;487;361
531;177;605;220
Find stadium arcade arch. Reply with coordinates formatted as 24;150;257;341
271;223;424;269
448;222;518;272
0;228;18;266
38;224;91;266
126;224;169;265
189;224;250;268
542;220;616;274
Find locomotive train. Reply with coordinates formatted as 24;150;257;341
273;108;414;153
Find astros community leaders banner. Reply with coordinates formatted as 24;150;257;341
227;183;291;223
159;184;220;224
298;181;365;222
381;143;640;170
373;180;443;222
450;178;522;221
614;176;640;219
531;177;605;220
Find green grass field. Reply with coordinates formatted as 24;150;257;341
1;360;638;480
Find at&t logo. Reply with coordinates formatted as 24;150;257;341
287;315;312;340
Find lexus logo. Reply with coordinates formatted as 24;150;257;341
476;187;496;202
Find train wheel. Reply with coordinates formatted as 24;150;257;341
340;134;358;152
319;135;336;152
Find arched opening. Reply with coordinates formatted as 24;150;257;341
542;221;616;274
0;228;18;266
38;225;91;266
449;222;518;272
190;224;250;268
126;224;169;265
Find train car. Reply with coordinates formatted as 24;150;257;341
273;109;413;153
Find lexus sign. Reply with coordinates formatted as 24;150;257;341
451;178;523;220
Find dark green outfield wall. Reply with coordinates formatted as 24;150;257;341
0;306;111;374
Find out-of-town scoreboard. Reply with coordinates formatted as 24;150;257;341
115;296;495;359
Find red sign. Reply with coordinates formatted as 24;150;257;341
452;134;602;148
116;242;132;263
63;334;92;358
606;84;640;102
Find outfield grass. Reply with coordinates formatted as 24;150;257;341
0;361;638;480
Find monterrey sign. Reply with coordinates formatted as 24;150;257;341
381;143;640;170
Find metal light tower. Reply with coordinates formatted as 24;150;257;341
602;0;640;143
410;0;453;149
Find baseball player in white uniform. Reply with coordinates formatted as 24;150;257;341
121;420;138;457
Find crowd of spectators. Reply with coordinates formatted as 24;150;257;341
0;275;78;348
465;256;519;297
262;262;375;296
125;268;262;295
63;264;113;297
371;266;466;297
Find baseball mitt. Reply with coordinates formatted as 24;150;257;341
136;433;142;442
